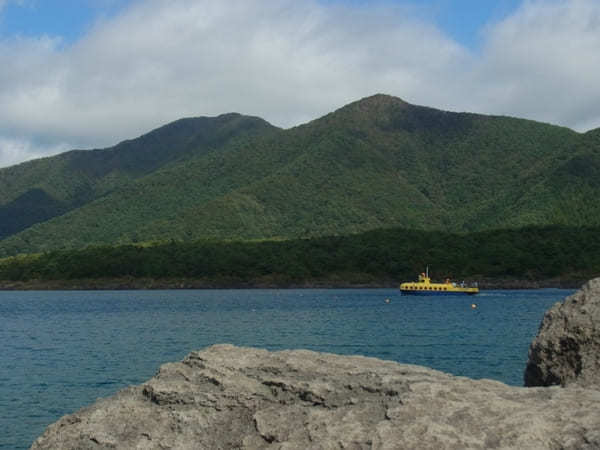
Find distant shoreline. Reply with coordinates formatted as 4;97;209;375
0;277;584;291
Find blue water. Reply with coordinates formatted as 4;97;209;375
0;288;572;449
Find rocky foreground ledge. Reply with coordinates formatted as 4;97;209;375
32;344;600;449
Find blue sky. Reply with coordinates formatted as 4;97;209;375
1;0;599;168
0;0;521;49
0;0;126;43
429;0;522;48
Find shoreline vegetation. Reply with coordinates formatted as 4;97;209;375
0;276;586;291
1;226;598;291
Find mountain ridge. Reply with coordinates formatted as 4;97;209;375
1;94;599;256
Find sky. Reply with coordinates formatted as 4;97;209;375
0;0;599;168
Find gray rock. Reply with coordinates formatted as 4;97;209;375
524;277;600;388
32;344;600;450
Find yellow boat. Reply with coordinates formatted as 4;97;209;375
400;268;479;296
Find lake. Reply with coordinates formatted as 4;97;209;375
0;288;572;449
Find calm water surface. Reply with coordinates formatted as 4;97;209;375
0;288;572;449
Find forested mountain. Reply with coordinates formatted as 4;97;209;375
1;94;599;256
0;114;276;248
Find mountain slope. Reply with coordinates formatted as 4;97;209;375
0;113;276;240
1;94;599;256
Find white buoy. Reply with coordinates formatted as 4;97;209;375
471;303;477;309
385;298;391;304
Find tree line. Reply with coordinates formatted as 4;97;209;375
1;225;598;285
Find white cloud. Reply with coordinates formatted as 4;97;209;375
0;136;70;168
0;0;599;168
468;0;600;130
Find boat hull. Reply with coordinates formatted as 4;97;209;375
400;289;478;296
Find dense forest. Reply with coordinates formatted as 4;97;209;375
1;226;598;288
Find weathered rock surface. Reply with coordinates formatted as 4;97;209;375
525;277;600;388
32;344;600;450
